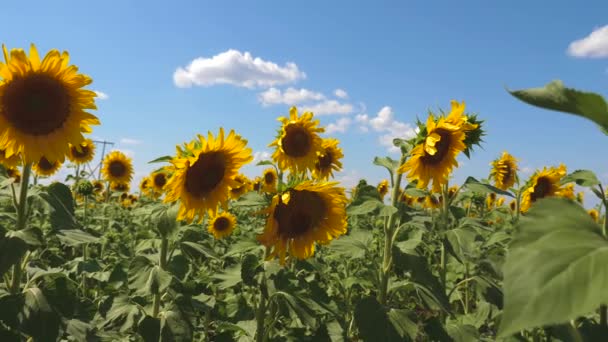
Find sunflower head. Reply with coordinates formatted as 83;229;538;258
0;44;100;164
589;209;600;223
252;177;262;192
257;181;348;265
163;128;253;223
425;195;441;209
509;199;517;212
269;107;324;174
139;177;151;195
102;151;133;184
489;152;518;191
92;180;104;194
262;168;278;193
520;165;566;212
111;182;130;193
0;149;21;168
312;138;343;180
559;183;576;200
33;156;62;177
208;211;237;239
5;166;20;183
68;139;96;164
496;197;505;207
576;191;584;204
377;180;389;199
229;174;252;200
485;192;497;209
151;171;169;195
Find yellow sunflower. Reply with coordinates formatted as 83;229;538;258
164;128;253;223
139;177;152;195
208;211;237;239
229;174;252;200
520;164;567;213
258;181;348;265
377;179;389;200
110;182;130;193
67;138;96;164
92;180;104;194
576;192;584;204
32;156;62;177
102;151;133;184
489;152;518;191
252;177;262;192
0;149;21;167
486;193;497;209
312;138;343;180
559;183;576;200
425;195;441;209
0;44;100;164
496;197;505;207
269;106;324;174
5;166;20;183
448;185;459;199
589;209;600;223
398;112;467;193
509;199;517;212
262;168;278;193
151;171;169;195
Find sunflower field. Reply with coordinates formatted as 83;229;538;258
0;43;607;342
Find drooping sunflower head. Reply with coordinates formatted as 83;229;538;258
489;152;518;191
312;138;343;180
520;165;566;213
164;128;253;223
68;138;96;164
151;171;169;194
5;166;20;183
269;107;324;174
257;181;348;265
102;151;133;184
92;180;104;194
0;44;100;164
262;168;278;193
208;211;237;239
111;181;130;193
509;199;517;212
377;179;389;199
398;113;467;193
589;209;600;223
485;192;497;209
139;177;151;195
229;174;252;200
33;156;62;177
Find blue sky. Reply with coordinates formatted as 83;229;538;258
2;1;608;207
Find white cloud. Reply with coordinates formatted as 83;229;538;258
334;170;364;189
520;166;534;175
119;138;142;145
334;88;348;99
258;87;325;106
300;100;353;116
173;49;306;88
356;106;416;153
94;90;109;100
325;117;352;134
567;25;608;58
114;149;135;158
253;151;271;163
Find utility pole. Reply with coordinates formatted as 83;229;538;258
90;140;114;180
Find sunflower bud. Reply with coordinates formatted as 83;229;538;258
462;114;485;158
74;180;94;196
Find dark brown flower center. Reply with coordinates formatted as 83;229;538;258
1;73;71;136
264;171;276;185
185;151;226;197
281;125;310;157
274;190;326;239
421;129;451;165
213;216;231;231
71;144;90;159
531;176;552;202
154;173;167;188
316;151;333;170
38;157;54;171
109;161;127;178
94;182;103;192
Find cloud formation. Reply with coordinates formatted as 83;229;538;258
356;106;416;153
567;25;608;58
94;90;109;100
258;87;325;106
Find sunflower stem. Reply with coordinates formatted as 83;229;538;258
152;236;169;318
378;153;407;306
10;162;32;294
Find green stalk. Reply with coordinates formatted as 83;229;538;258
152;236;168;318
598;184;608;327
255;275;268;342
378;154;407;305
10;163;32;294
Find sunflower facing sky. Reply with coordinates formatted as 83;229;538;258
489;152;518;191
0;44;100;164
102;151;133;184
520;164;567;212
257;181;348;265
164;128;253;223
312;138;343;180
270;107;324;174
398;101;476;193
68;138;96;164
33;156;62;177
208;211;237;239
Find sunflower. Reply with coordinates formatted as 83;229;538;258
559;183;576;200
164;128;253;223
0;149;20;167
0;44;100;164
151;171;169;195
448;185;459;199
139;177;151;195
486;193;497;209
398;112;467;193
252;177;262;192
262;168;278;193
111;182;130;193
520;164;567;213
208;211;237;239
312;138;343;180
269;107;324;174
377;180;389;200
496;197;505;207
589;209;600;223
576;192;584;204
92;180;104;194
68;138;95;164
102;151;133;184
230;174;252;200
33;156;62;177
258;181;348;265
424;195;441;209
5;166;20;183
509;200;517;212
489;152;518;191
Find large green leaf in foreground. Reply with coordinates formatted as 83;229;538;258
507;80;608;135
498;197;608;337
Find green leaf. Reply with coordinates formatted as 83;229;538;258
160;308;193;342
241;253;261;287
65;319;95;342
379;204;398;218
347;199;382;216
445;228;478;263
328;230;373;259
373;156;399;182
148;155;173;164
387;309;419;340
561;169;601;187
354;297;406;342
40;182;78;230
463;177;514;197
498;198;607;337
395;229;425;254
0;230;31;277
403;186;428;198
128;256;173;296
180;241;220;260
56;229;100;247
100;295;144;333
137;315;160;342
507;80;608;134
212;264;242;289
19;288;61;342
274;291;318;328
256;160;274;166
446;322;479;342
